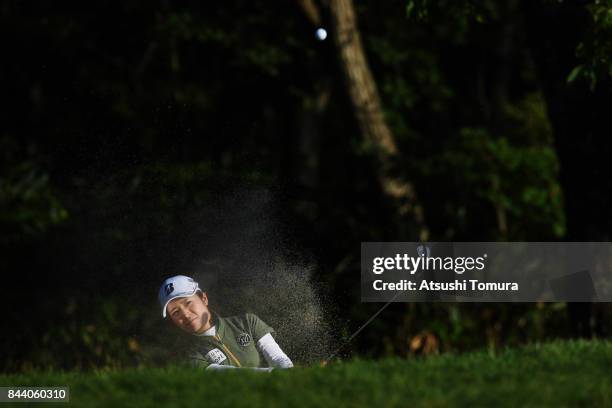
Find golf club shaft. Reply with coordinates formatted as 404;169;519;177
325;291;401;361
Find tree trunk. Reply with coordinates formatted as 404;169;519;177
328;0;429;240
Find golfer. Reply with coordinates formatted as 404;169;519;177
159;275;294;371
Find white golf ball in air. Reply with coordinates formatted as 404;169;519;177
315;28;327;41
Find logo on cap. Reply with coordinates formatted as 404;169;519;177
164;283;174;296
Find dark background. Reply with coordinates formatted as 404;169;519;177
2;0;612;372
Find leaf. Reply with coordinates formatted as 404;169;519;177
406;1;415;17
566;64;584;83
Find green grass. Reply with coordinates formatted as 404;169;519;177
2;340;611;407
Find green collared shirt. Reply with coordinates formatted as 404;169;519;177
189;313;274;369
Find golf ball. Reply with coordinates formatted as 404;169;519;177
315;28;327;41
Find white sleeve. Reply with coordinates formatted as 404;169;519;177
206;364;273;372
256;333;294;369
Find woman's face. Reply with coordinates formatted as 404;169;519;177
167;292;211;334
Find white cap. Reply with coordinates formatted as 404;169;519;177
158;275;201;318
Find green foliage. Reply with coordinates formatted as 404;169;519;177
0;163;68;235
569;0;612;89
157;7;298;77
438;125;564;239
405;0;502;41
0;139;68;242
369;2;566;240
3;341;612;407
6;298;147;372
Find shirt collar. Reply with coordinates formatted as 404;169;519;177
194;325;216;337
212;311;225;338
